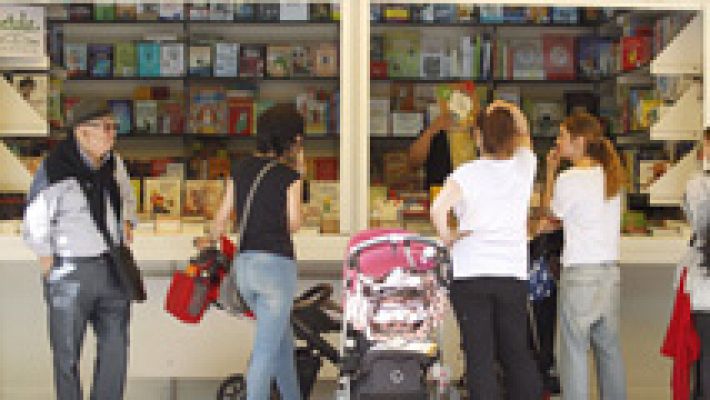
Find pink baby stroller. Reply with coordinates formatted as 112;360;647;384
338;229;451;400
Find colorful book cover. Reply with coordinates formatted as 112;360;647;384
189;86;227;134
94;4;115;21
69;4;93;21
114;42;137;77
503;7;527;23
622;35;651;71
158;101;184;134
130;179;141;214
107;99;133;135
314;157;338;181
527;7;551;24
227;95;254;136
280;3;308;21
385;31;420;78
235;4;255;21
551;7;579;24
382;5;410;23
314;43;338;77
134;100;158;134
48;77;62;128
189;45;212;77
115;4;137;20
577;36;599;79
12;74;48;120
543;34;576;80
143;178;181;216
137;3;160;21
479;5;504;23
214;43;239;77
184;180;224;219
137;42;161;77
64;43;88;78
160;42;184;77
210;2;234;21
189;1;210;20
456;5;477;22
267;45;292;78
88;44;113;78
509;39;544;80
159;3;184;20
239;45;265;78
257;4;280;21
290;45;312;77
207;156;230;179
305;100;328;136
310;3;331;22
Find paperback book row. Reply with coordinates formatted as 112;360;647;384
371;4;609;25
371;30;676;81
47;2;339;23
59;40;338;79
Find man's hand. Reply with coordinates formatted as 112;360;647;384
546;148;561;177
39;256;52;277
123;221;134;245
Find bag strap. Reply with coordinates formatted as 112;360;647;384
235;160;278;252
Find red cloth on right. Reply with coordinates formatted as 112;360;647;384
661;267;701;400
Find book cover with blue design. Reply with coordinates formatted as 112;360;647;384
137;42;161;77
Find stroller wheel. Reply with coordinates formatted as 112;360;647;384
217;374;247;400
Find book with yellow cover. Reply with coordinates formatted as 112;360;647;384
143;178;181;217
183;180;224;219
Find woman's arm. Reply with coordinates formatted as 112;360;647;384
408;112;454;169
286;179;303;233
210;179;234;240
430;178;464;247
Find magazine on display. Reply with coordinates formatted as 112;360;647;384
88;44;113;78
144;178;182;216
214;43;239;77
160;42;185;77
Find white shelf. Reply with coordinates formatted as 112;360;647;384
650;82;704;141
649;145;701;205
0;142;31;193
0;75;48;137
650;14;703;75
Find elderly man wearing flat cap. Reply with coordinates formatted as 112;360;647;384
22;101;137;400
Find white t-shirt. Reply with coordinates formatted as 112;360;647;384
449;148;537;280
551;166;621;267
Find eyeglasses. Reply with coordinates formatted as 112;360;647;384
84;121;119;132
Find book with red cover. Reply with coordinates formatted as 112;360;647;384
239;45;266;78
371;61;388;79
208;157;231;179
159;101;184;134
314;157;338;181
227;96;254;136
543;34;576;80
621;36;651;71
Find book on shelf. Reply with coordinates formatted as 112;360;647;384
69;4;93;21
420;35;447;79
159;101;184;134
94;4;115;21
107;99;133;135
160;42;185;77
479;5;504;23
137;42;161;77
280;3;308;21
385;31;421;78
235;4;256;21
189;1;210;21
509;38;544;80
432;5;456;23
210;2;234;21
208;155;230;179
47;4;69;20
503;7;527;23
456;5;477;22
257;4;280;21
314;43;338;77
239;45;266;78
305;99;328;136
88;44;113;78
64;43;88;78
543;34;576;80
331;4;341;22
290;45;312;77
383;151;411;186
528;7;551;24
227;93;254;136
390;82;415;112
114;42;137;77
382;4;410;23
188;86;227;134
392;112;423;137
577;36;599;79
184;180;224;219
143;178;181;217
370;99;390;137
136;3;160;21
267;45;292;78
48;77;62;128
551;7;578;24
189;45;213;77
313;157;338;181
11;74;48;121
370;4;382;22
214;42;239;77
310;3;331;22
159;3;184;20
309;180;340;214
115;4;138;20
621;35;652;71
134;100;158;134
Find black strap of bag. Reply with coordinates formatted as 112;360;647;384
235;160;278;251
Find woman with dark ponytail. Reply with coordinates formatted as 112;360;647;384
542;111;627;399
680;128;710;398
